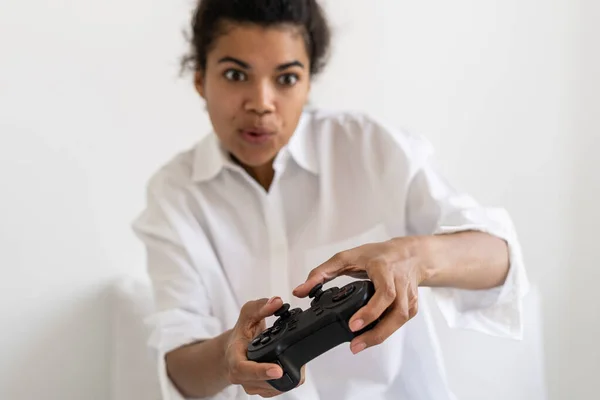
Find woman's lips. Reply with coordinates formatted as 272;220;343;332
239;129;275;145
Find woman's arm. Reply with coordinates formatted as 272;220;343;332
165;330;233;399
132;173;287;399
163;298;290;399
412;230;510;290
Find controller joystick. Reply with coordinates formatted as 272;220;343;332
274;303;291;319
247;280;380;393
308;283;324;299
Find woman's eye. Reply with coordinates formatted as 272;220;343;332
278;73;299;86
224;69;247;82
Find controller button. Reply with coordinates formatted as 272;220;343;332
260;336;271;344
271;326;282;335
332;285;355;302
288;324;297;331
251;337;261;346
315;309;324;316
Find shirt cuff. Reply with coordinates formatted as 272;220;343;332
429;206;530;340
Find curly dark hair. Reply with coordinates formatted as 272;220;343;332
180;0;332;77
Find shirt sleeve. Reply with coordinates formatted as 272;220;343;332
131;172;239;400
403;138;530;340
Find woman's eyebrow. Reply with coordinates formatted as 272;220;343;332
276;61;305;71
218;56;304;71
218;56;250;69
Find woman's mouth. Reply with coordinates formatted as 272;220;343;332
239;129;275;145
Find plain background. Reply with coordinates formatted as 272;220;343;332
1;0;598;399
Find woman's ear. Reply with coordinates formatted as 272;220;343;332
194;70;206;99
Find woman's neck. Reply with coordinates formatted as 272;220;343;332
231;154;275;192
246;164;275;192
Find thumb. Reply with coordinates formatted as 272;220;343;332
241;296;283;324
293;255;347;298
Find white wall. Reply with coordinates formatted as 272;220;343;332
0;1;597;399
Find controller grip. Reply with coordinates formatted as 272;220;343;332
267;357;302;392
267;322;353;391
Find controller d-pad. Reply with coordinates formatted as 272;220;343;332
332;285;355;302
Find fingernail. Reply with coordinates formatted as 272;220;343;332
267;296;279;305
267;368;282;378
351;342;366;354
350;319;364;332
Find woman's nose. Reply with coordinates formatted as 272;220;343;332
244;80;276;115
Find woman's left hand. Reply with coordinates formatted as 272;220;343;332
292;236;431;355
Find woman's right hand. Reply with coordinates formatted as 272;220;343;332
224;296;305;397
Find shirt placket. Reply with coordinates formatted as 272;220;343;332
263;180;291;300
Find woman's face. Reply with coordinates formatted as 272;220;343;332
195;22;311;173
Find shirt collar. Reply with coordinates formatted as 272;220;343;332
192;111;318;182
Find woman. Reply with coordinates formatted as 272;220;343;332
132;1;529;399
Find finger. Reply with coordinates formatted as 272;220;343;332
293;250;352;297
350;281;418;354
240;296;284;326
242;384;282;398
408;284;419;316
351;293;407;352
227;337;284;381
298;365;306;386
228;357;284;384
348;260;396;332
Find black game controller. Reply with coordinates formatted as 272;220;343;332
246;280;380;392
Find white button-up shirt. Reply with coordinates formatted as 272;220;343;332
132;109;529;400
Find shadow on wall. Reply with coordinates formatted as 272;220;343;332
3;287;112;400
